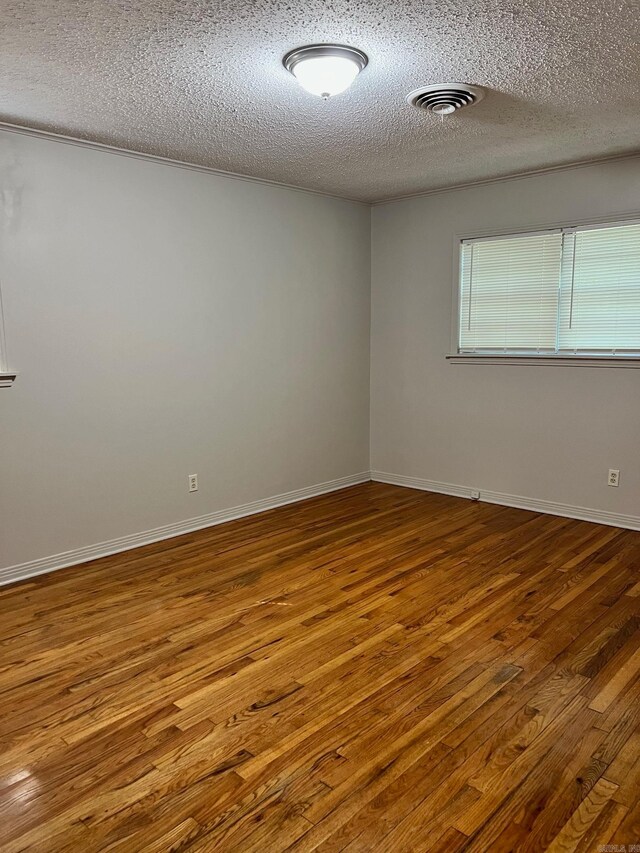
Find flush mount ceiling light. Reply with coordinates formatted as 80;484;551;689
283;44;368;100
406;83;485;115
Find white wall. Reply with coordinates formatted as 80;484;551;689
0;131;371;572
3;133;639;578
371;159;640;521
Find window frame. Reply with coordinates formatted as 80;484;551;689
0;280;16;387
448;211;640;368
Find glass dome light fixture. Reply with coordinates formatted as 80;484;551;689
283;44;368;100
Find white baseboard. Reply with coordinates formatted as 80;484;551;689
6;469;638;588
0;472;371;588
371;470;640;532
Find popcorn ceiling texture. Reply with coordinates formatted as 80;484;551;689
1;0;639;202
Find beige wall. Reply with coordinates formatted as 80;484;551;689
0;131;371;571
371;159;640;520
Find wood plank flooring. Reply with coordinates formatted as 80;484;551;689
1;482;639;851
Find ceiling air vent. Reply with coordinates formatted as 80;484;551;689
406;83;484;115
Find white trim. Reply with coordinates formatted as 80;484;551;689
371;471;473;500
0;276;11;381
450;212;640;359
457;214;640;244
0;123;367;206
374;152;640;206
446;355;640;368
0;472;371;587
370;471;640;531
461;228;563;244
5;470;639;586
3;122;639;208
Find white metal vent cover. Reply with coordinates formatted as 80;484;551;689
406;83;485;115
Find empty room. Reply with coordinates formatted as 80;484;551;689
1;1;639;850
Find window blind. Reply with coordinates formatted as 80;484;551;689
459;220;640;356
557;223;640;353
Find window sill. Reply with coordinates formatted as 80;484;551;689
447;355;640;368
0;372;17;387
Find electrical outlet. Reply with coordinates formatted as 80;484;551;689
608;469;620;488
188;474;198;493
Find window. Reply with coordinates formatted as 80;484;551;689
457;220;640;360
0;280;15;387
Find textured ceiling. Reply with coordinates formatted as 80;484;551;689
1;0;639;202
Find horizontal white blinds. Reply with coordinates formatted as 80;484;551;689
459;221;640;355
459;233;562;352
558;224;640;353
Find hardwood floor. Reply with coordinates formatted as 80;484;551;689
2;482;640;852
